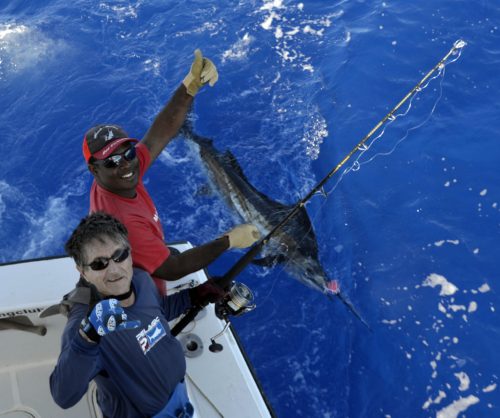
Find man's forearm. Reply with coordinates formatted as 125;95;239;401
153;237;230;280
50;322;100;409
141;85;193;162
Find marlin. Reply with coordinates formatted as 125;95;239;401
181;125;369;328
182;127;329;292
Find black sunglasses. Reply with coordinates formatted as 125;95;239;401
83;247;130;271
100;146;137;169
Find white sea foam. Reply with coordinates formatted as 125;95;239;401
303;25;324;36
483;383;496;393
422;273;458;296
260;0;285;12
301;109;328;160
21;180;86;259
0;180;15;220
480;189;487;196
159;146;193;166
0;23;66;78
478;283;490;293
286;27;300;36
422;390;446;409
261;11;280;30
454;372;470;391
143;58;161;76
0;24;28;40
98;2;140;21
257;1;342;73
433;239;459;247
22;197;72;259
436;395;479;418
222;33;253;62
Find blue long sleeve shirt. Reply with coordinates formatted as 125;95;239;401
50;268;191;418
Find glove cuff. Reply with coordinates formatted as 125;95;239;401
183;74;201;97
80;317;101;343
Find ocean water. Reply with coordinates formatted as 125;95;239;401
1;1;499;417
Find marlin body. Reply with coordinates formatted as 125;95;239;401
182;129;331;294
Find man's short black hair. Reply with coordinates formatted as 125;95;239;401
65;212;129;266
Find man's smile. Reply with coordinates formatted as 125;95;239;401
107;276;125;283
120;171;134;180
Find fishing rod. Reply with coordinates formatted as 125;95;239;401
171;39;466;337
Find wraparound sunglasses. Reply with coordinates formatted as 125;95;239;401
99;146;137;169
83;247;130;271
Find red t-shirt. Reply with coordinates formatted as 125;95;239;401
89;143;170;295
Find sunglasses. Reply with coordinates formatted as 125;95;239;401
83;247;130;271
99;146;137;169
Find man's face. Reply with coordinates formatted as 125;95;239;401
78;236;133;297
89;143;140;197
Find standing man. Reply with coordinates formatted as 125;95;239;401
82;49;259;295
50;212;222;417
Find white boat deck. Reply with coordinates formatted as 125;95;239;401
0;243;274;417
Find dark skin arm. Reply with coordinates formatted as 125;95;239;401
141;85;193;165
153;236;230;281
140;84;226;281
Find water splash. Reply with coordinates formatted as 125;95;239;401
0;23;66;80
257;0;342;73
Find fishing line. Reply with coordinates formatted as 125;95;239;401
323;48;463;196
299;42;465;255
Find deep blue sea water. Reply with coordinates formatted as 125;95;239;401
1;1;499;417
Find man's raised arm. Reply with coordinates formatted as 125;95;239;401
142;49;218;164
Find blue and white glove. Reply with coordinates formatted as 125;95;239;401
80;298;141;343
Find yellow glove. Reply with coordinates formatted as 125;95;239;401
183;49;219;96
224;224;261;249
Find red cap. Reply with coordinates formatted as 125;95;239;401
82;125;138;163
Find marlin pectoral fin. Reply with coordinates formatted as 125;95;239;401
252;254;287;267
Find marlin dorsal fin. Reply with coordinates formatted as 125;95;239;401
222;150;248;180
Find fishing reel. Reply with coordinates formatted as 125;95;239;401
215;281;255;319
209;282;256;353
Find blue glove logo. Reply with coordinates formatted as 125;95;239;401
95;303;103;320
88;299;141;337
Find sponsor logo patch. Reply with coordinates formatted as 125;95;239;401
136;316;166;355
